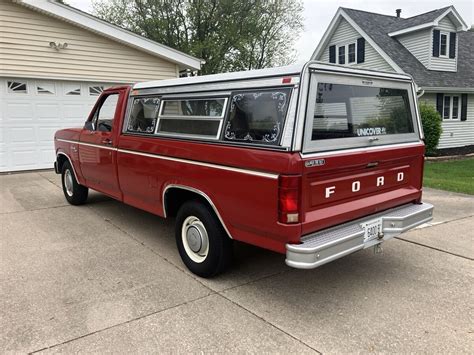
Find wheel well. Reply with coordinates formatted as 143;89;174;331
164;188;213;218
56;154;68;173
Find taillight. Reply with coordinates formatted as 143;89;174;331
278;175;301;224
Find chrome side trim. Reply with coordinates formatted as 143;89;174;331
162;184;233;239
56;138;117;151
56;152;79;183
117;148;278;179
299;142;423;159
56;139;278;179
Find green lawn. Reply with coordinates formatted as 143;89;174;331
423;158;474;195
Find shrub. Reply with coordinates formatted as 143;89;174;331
419;102;442;156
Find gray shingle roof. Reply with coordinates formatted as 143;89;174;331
341;7;474;89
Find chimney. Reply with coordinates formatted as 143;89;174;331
396;9;402;17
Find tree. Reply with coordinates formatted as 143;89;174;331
419;103;442;155
92;0;304;74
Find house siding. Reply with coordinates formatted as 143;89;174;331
420;93;474;149
398;29;431;68
317;18;394;72
429;16;458;72
0;0;178;83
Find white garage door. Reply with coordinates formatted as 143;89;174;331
0;78;116;172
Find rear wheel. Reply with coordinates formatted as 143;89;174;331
61;161;88;205
175;201;232;278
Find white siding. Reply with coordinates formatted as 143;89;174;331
429;16;458;72
317;18;394;72
398;29;431;68
419;93;474;149
0;0;178;83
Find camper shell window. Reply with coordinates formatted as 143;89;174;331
224;88;291;145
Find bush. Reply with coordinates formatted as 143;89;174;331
419;103;442;156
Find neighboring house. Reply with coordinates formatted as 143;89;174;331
0;0;202;172
312;6;473;149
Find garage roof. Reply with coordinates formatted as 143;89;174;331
15;0;203;71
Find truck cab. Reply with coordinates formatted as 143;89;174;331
54;61;433;277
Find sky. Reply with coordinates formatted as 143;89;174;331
69;0;473;63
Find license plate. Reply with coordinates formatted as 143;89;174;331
362;219;383;242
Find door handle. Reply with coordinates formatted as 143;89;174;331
102;138;113;146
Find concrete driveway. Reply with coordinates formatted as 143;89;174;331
1;171;472;353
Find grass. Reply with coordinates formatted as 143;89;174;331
423;158;474;195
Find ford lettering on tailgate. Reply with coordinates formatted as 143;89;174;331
310;166;410;206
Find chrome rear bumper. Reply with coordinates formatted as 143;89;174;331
286;202;433;269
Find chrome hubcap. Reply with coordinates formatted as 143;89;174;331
182;216;209;263
64;169;74;197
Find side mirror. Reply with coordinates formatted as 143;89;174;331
84;121;95;131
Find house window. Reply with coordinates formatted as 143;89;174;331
440;33;448;56
443;95;460;120
338;46;345;64
65;84;81;96
7;81;27;93
89;86;104;96
348;43;356;63
452;96;459;119
36;82;55;95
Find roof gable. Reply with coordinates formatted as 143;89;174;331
311;8;403;73
388;6;468;37
340;7;474;89
15;0;202;70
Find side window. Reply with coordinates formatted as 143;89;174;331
224;89;291;145
156;98;227;139
127;97;160;134
95;94;119;132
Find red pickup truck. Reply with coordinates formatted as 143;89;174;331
54;62;433;277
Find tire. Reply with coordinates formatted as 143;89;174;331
175;200;233;278
61;161;88;205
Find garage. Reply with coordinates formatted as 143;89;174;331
0;0;202;172
0;78;114;172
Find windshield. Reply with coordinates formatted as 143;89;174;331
303;75;419;152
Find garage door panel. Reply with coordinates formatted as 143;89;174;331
38;126;60;143
10;127;36;143
6;102;34;120
36;103;61;120
63;103;92;121
11;148;39;169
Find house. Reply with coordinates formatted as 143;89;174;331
312;6;473;150
0;0;202;172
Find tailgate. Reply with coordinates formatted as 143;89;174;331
301;143;424;235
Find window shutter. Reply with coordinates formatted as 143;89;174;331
433;30;440;57
329;45;336;63
436;93;444;116
449;32;456;58
357;37;365;63
461;94;468;121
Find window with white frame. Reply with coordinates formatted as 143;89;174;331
65;84;81;96
440;32;448;57
36;82;55;95
338;46;345;64
348;43;356;63
89;86;104;96
156;98;227;139
337;42;356;65
443;95;460;120
7;81;28;93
